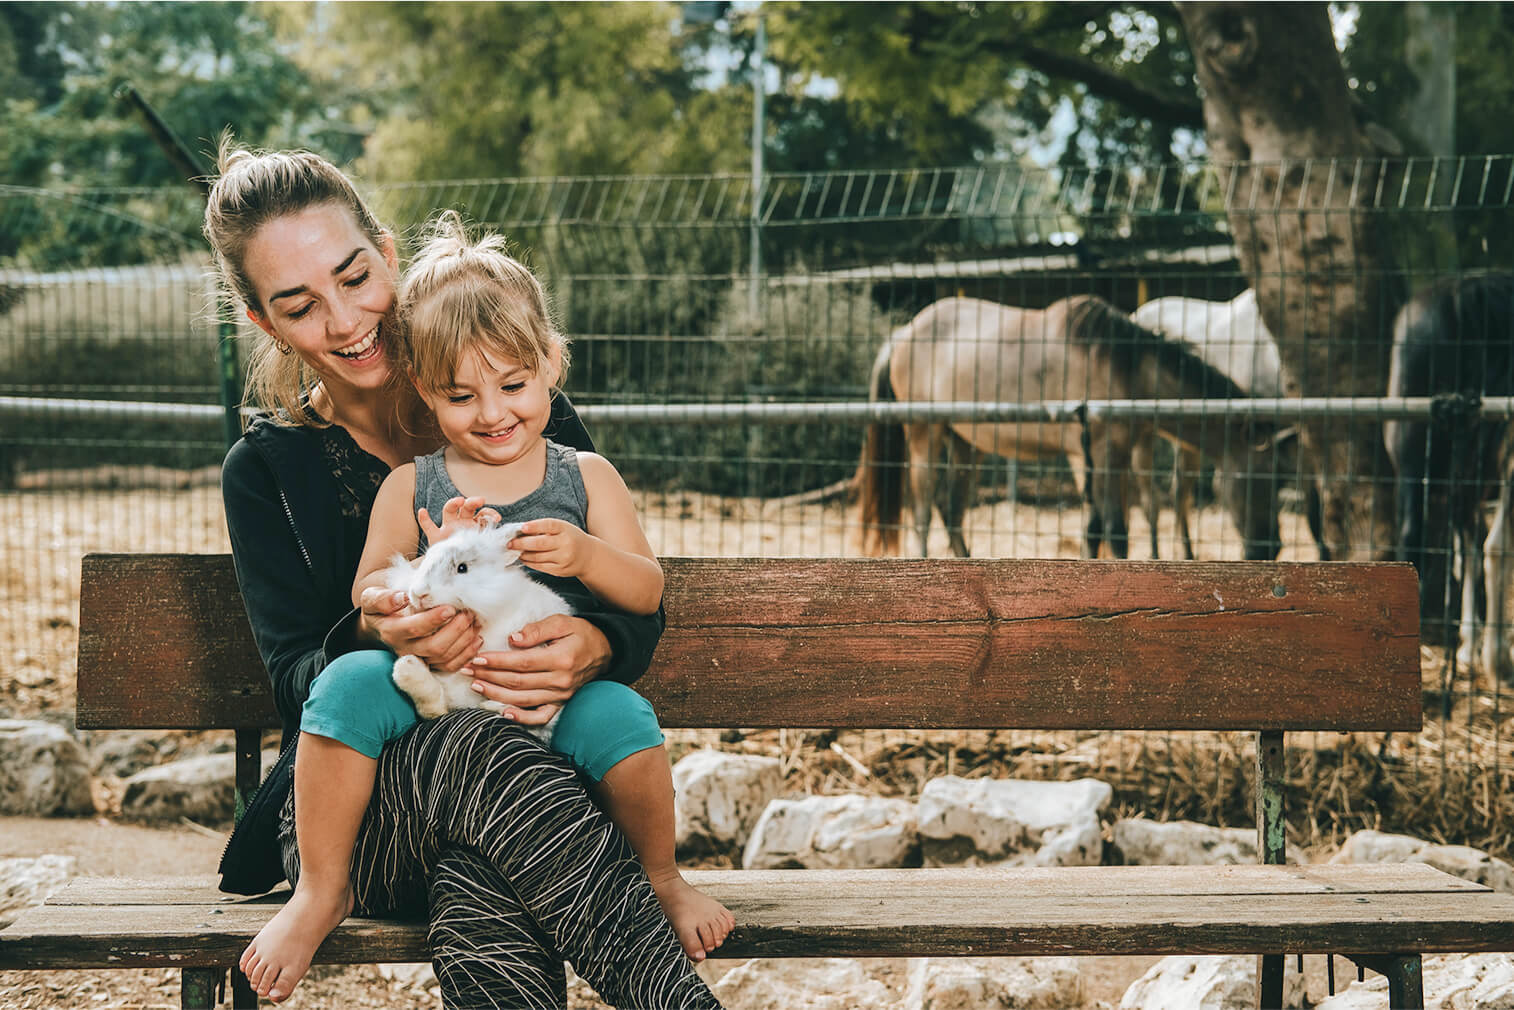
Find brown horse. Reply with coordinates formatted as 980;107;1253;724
857;295;1286;559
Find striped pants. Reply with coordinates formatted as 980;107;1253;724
280;708;721;1009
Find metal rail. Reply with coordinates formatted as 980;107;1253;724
6;394;1514;428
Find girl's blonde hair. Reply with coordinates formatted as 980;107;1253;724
202;132;396;426
398;210;569;397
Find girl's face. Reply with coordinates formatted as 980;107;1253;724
242;203;399;395
420;345;560;467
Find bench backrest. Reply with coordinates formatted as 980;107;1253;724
77;554;1422;734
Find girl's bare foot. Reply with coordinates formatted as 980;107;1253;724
239;883;355;1003
647;870;735;962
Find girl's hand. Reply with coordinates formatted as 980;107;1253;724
418;496;502;545
357;585;483;673
509;519;596;578
466;614;611;722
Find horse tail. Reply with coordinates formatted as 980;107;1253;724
857;340;905;556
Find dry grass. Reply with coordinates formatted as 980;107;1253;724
4;478;1512;860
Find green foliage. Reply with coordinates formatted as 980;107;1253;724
315;2;747;181
767;2;1198;167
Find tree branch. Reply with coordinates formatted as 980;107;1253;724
1009;40;1205;128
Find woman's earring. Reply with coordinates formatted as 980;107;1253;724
275;339;293;356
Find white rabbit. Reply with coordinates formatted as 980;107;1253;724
382;520;572;743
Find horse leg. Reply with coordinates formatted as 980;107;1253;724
903;423;941;557
1175;447;1196;561
1088;462;1130;560
1456;509;1489;672
1132;435;1161;559
1481;440;1514;680
938;432;977;558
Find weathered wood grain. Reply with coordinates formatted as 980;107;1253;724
39;864;1488;909
78;555;1421;732
6;865;1511;969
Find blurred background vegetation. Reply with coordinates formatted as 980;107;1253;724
3;1;1512;493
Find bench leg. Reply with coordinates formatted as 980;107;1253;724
1255;952;1285;1008
231;967;258;1009
181;967;223;1009
1348;954;1424;1010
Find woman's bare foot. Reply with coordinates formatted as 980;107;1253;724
647;869;735;962
239;883;355;1003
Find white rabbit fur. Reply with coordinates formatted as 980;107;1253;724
382;521;572;743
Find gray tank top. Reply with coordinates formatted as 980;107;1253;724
413;441;588;552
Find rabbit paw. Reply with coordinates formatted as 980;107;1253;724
392;656;449;720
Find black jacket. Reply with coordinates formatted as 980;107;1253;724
218;392;664;894
221;392;665;751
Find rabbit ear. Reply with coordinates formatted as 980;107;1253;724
485;522;525;564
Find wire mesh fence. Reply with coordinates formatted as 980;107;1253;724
4;158;1513;850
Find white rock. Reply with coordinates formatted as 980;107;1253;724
903;956;1081;1010
1120;954;1304;1010
1331;830;1514;892
743;794;918;869
673;749;783;853
916;776;1110;867
378;962;438;996
0;854;77;928
1316;953;1514;1009
1111;818;1302;866
0;719;94;816
121;749;278;824
712;958;897;1010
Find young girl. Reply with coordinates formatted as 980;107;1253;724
241;212;733;1000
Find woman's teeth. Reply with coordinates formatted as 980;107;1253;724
334;327;380;359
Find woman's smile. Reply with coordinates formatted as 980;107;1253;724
333;323;383;362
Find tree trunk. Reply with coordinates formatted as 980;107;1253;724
1177;3;1402;560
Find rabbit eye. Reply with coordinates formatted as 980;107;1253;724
456;563;468;574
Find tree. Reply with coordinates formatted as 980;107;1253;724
1177;3;1401;560
769;2;1204;166
305;2;749;181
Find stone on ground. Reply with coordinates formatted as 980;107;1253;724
711;958;897;1009
917;776;1110;867
1120;954;1304;1009
743;794;918;869
1315;953;1514;1009
673;749;783;855
0;719;94;816
0;854;77;928
903;956;1081;1010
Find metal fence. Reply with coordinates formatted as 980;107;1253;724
3;158;1512;849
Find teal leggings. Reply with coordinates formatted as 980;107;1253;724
303;650;664;781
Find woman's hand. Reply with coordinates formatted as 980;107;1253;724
466;614;612;724
357;586;483;673
508;519;596;579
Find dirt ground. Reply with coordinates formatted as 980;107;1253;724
0;480;1365;1009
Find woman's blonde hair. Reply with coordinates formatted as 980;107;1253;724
202;133;395;426
397;210;569;396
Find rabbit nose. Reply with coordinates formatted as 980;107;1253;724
409;590;430;610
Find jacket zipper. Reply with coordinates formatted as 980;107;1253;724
278;488;315;574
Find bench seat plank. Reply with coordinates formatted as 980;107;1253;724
6;865;1508;969
34;863;1491;908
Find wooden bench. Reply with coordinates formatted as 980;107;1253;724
5;553;1514;1009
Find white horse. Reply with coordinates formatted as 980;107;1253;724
1132;290;1326;559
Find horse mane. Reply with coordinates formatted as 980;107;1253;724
1420;272;1514;343
1063;295;1249;401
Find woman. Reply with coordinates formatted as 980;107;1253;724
207;139;721;1009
